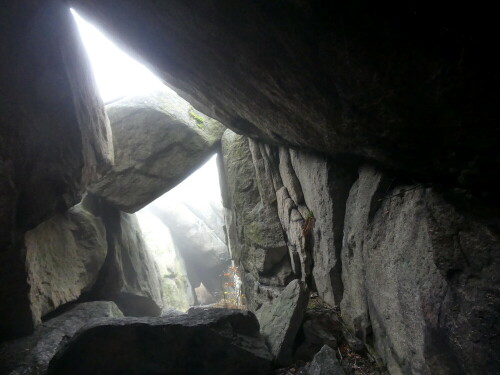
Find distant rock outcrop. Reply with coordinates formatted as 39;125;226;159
136;209;195;312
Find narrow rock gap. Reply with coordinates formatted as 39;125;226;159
70;10;242;314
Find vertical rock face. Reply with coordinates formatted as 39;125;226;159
221;130;355;309
0;1;113;339
136;209;195;312
149;200;230;301
0;301;123;375
220;132;499;373
220;130;353;364
221;130;293;311
25;204;108;326
290;151;357;306
306;345;345;375
86;199;163;317
341;166;500;374
340;166;393;342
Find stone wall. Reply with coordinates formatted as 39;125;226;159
220;129;500;374
0;1;113;339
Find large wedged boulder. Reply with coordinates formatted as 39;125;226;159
340;165;500;375
0;1;113;340
0;301;123;375
71;0;500;199
89;88;225;212
25;203;108;326
47;308;272;375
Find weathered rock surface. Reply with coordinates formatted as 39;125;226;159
136;209;195;312
47;308;272;375
257;280;309;366
220;132;499;374
72;0;499;200
0;1;113;339
290;151;357;306
221;130;293;311
306;345;344;375
341;165;500;374
84;197;163;316
89;88;225;212
25;203;108;326
0;301;123;375
150;200;229;297
295;309;343;361
341;166;392;343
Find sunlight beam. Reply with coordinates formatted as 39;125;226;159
71;9;165;103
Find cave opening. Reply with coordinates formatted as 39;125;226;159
71;9;164;103
136;155;243;311
72;10;244;312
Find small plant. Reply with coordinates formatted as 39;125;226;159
214;263;246;309
188;109;205;129
301;210;315;237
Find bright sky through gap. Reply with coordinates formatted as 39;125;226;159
71;9;222;206
71;9;165;103
140;154;223;212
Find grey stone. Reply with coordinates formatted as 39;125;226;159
295;310;343;361
150;201;229;270
72;0;500;201
340;165;391;342
257;279;309;366
290;150;356;307
24;204;108;326
341;165;500;374
148;200;229;298
136;209;195;312
221;130;293;309
242;272;282;312
46;308;272;375
275;180;309;283
0;301;123;375
89;88;225;212
306;345;344;375
0;2;113;339
89;202;163;317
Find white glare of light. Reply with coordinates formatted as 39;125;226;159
157;154;222;207
70;9;165;103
